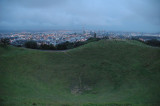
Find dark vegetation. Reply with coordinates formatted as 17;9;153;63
131;37;160;47
145;39;160;47
0;38;10;47
24;37;102;50
39;44;56;50
24;40;38;49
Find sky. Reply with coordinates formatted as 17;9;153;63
0;0;160;32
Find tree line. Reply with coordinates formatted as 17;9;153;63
131;37;160;47
1;37;160;49
24;37;102;50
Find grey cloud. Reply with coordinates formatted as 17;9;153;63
0;0;160;32
127;0;160;25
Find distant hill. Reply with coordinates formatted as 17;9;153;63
0;40;160;106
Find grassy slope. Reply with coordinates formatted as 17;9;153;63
0;40;160;106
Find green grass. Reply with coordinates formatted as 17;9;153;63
0;40;160;106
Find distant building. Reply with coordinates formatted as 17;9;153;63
94;32;97;38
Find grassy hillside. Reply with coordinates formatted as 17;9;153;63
0;40;160;106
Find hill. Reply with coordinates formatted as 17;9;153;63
0;40;160;106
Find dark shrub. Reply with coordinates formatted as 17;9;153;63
146;39;160;47
24;41;38;49
40;44;56;50
56;42;67;50
86;37;100;43
0;38;10;47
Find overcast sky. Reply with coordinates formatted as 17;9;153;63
0;0;160;32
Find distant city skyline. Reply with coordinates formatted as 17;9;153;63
0;0;160;32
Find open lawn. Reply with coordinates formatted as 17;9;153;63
0;40;160;106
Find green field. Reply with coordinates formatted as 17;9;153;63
0;40;160;106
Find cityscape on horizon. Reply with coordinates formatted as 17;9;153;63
1;30;160;47
0;0;160;47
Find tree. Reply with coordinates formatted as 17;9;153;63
24;41;38;49
86;37;100;43
56;42;67;50
40;44;56;50
146;39;160;47
0;38;10;47
49;44;56;50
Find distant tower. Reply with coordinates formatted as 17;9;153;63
82;26;86;35
94;32;97;38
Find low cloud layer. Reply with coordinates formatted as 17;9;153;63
0;0;160;32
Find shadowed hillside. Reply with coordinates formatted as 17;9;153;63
0;40;160;106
